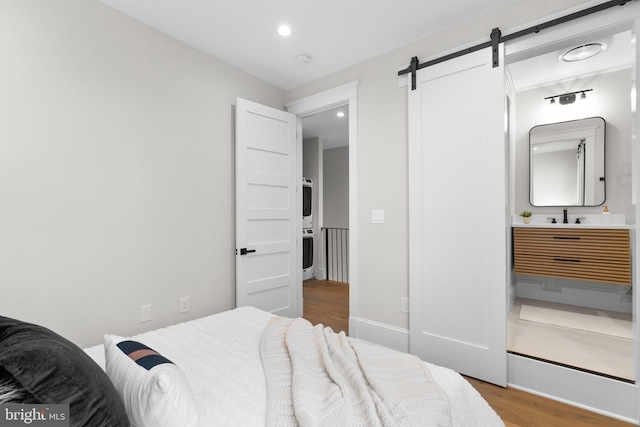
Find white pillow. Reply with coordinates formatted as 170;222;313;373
104;334;199;427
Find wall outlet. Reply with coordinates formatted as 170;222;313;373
140;304;152;323
401;297;409;313
179;297;190;313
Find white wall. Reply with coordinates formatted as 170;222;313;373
0;0;284;347
285;0;592;330
514;69;633;221
323;147;349;229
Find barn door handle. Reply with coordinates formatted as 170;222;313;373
240;248;256;255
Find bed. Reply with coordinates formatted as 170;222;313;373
0;306;504;426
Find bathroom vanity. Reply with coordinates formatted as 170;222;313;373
513;226;631;285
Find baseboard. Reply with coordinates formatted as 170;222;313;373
508;353;638;423
349;316;409;353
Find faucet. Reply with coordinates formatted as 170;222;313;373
563;208;568;224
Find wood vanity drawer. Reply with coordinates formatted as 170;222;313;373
513;227;630;285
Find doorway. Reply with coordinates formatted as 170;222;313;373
499;5;640;420
506;26;634;383
286;81;358;336
300;105;350;333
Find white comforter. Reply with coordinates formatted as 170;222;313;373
84;306;503;427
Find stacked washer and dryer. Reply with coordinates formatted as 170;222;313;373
302;178;314;280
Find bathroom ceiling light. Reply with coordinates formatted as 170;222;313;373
560;42;606;62
336;111;345;118
278;25;292;37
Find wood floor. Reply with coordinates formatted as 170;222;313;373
303;279;349;334
465;377;634;427
302;279;635;427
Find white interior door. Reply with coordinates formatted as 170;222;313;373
236;97;300;318
408;47;508;386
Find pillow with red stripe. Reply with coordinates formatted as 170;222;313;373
104;335;199;427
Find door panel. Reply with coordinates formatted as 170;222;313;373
236;98;299;318
408;47;507;386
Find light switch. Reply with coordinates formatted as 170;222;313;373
372;210;385;224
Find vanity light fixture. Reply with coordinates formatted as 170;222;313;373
544;89;593;105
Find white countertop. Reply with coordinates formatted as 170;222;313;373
511;213;633;229
512;223;632;229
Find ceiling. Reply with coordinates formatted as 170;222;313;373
97;0;521;90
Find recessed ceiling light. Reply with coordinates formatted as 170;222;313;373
278;25;292;37
336;111;345;118
559;42;606;62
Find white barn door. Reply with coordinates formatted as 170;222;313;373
408;47;508;386
236;98;300;318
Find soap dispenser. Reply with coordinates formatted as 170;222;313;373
602;205;610;224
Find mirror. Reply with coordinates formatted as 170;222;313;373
529;117;605;207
